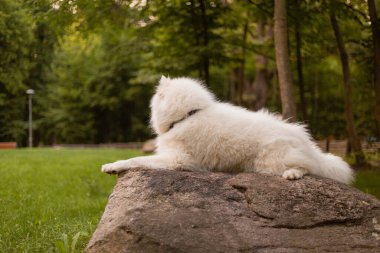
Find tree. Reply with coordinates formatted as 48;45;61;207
252;19;272;110
367;0;380;138
294;0;307;121
142;0;226;86
274;0;297;122
329;8;365;164
43;25;151;144
199;0;210;85
0;0;35;144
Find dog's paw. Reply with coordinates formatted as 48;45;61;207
101;160;131;174
282;168;304;180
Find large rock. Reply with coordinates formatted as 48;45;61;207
86;168;380;253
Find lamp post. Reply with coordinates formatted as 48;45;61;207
26;89;34;148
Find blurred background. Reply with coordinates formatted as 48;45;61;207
0;0;380;161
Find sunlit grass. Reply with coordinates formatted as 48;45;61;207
0;148;142;253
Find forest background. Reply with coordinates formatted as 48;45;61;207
1;0;380;161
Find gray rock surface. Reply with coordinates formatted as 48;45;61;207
86;168;380;253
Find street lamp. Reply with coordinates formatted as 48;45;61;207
26;89;34;148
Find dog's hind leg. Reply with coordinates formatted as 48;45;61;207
280;148;315;180
282;167;308;180
253;143;314;180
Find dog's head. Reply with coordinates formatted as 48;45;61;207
150;76;215;135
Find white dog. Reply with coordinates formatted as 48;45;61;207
102;76;353;184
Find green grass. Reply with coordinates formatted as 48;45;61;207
347;153;380;199
0;149;379;252
0;148;142;253
354;169;380;199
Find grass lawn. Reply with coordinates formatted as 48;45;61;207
0;148;379;253
0;148;142;253
353;169;380;199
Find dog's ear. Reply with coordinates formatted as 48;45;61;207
159;75;171;86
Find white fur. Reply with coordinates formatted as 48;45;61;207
102;76;354;184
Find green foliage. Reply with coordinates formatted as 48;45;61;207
0;0;379;145
140;0;228;81
0;0;35;143
42;23;152;143
0;148;142;253
0;0;35;92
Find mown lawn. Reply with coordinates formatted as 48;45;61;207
353;169;380;199
0;148;379;253
0;148;142;253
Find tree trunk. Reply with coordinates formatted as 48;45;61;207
252;20;270;110
310;70;319;135
190;0;202;80
368;0;380;138
199;0;210;85
274;0;297;122
253;54;268;110
329;11;365;165
229;69;236;102
236;23;248;106
295;0;307;122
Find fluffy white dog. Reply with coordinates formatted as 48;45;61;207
102;76;353;184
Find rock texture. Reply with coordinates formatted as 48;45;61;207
86;168;380;253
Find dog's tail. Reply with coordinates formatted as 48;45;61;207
316;152;354;184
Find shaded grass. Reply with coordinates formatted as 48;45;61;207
347;153;380;199
354;169;380;199
0;148;142;253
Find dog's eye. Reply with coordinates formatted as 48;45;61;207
187;109;199;116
